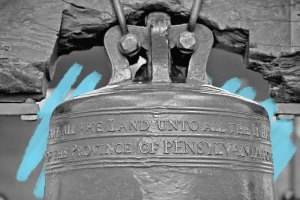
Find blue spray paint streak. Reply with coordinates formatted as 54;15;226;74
237;86;256;100
259;99;296;181
271;119;296;180
16;63;83;182
222;77;296;181
69;71;102;99
34;164;45;199
37;63;84;119
260;98;276;119
221;77;242;93
31;70;101;198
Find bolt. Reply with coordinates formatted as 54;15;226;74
119;33;140;57
177;31;197;54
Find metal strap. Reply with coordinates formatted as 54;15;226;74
112;0;128;35
147;12;172;83
188;0;203;32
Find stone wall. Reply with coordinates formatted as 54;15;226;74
1;0;299;102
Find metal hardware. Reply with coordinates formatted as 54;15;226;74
104;25;148;84
147;12;171;83
177;31;197;54
112;0;141;57
119;33;141;57
169;24;213;85
188;0;203;32
177;0;203;54
106;0;213;85
112;0;128;35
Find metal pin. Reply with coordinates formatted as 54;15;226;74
187;0;203;32
177;0;202;54
112;0;140;57
112;0;128;35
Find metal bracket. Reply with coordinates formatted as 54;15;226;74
168;24;213;85
104;13;213;85
104;25;149;85
147;12;171;83
105;0;213;85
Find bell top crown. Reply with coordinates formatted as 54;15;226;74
105;0;213;86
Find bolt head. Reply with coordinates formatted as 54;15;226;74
177;31;197;54
119;33;140;56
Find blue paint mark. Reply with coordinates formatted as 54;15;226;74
38;63;84;119
237;86;256;100
221;77;242;93
17;68;102;199
260;98;276;120
271;119;296;180
34;164;45;199
259;98;297;180
221;77;296;181
17;63;83;182
69;71;101;99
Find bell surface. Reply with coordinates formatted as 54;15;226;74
45;83;275;200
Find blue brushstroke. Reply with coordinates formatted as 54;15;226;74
237;86;256;100
21;69;101;199
34;164;45;199
259;98;296;180
17;63;83;182
260;98;276;119
38;63;83;119
271;119;296;180
221;77;296;181
69;71;101;99
221;77;242;93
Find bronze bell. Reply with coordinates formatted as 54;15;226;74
44;1;276;199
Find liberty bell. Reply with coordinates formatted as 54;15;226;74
44;0;276;199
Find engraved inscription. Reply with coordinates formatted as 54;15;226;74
70;143;133;157
46;139;273;164
49;125;75;140
162;140;272;162
49;118;270;142
47;113;272;173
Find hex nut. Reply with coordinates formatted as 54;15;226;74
119;33;140;56
177;31;197;54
